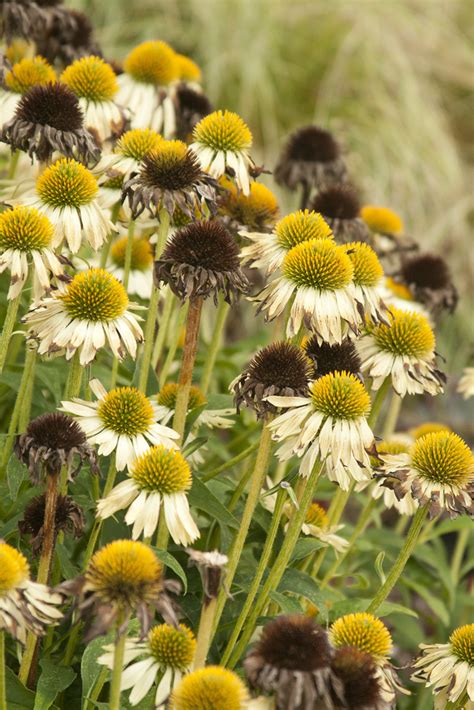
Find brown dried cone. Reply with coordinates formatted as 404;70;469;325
0;82;100;164
303;337;363;380
311;185;371;245
232;341;311;419
34;7;102;65
186;549;228;605
399;253;458;317
15;412;99;485
0;0;49;42
154;219;249;305
331;646;393;710
244;615;345;710
19;494;84;555
174;85;213;142
275;125;347;195
123;143;218;220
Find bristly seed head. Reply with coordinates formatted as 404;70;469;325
0;205;54;252
15;82;84;132
19;494;85;553
305;501;330;529
282;238;353;290
330;613;392;661
97;387;154;435
157;382;206;411
140;140;202;190
411;432;474;487
331;646;381;709
124;40;179;85
312;184;361;220
21;412;87;452
344;241;383;287
115;128;163;161
0;542;30;594
371;307;435;358
303;337;362;379
449;624;474;665
309;372;371;420
401;253;451;291
219;176;279;230
61;55;118;102
148;623;196;670
5;56;56;94
110;235;153;271
170;666;249;710
360;205;404;236
131;445;192;494
283;125;341;163
275;209;333;250
59;268;128;322
193;110;252;152
36;158;98;208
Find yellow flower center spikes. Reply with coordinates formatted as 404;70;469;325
360;205;404;235
170;666;249;710
5;56;56;94
377;440;410;456
157;382;206;411
372;308;435;358
282;238;353;291
61;56;118;102
148;623;196;670
344;241;383;287
60;269;129;322
330;612;392;660
131;445;192;495
110;235;153;271
450;624;474;665
275;210;333;250
193;110;252;152
36;158;98;209
115;128;163;160
305;502;330;529
176;54;202;82
411;422;451;440
86;540;163;604
220;177;279;229
124;40;179;85
97;386;154;436
0;542;29;594
309;371;371;420
385;277;413;302
411;432;474;486
0;205;53;252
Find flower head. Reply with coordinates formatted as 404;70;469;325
220;177;279;231
267;371;374;487
19;493;84;554
15;411;98;484
155;220;249;304
344;241;386;324
301;501;349;554
170;666;249;710
330;614;392;661
360;206;404;236
357;307;445;396
106;233;154;299
155;382;234;440
0;539;64;643
400;253;458;316
175;85;213;141
176;54;201;83
186;549;228;603
124;41;179;86
311;184;370;244
4;55;55;94
331;646;388;710
190;110;254;194
303;337;362;380
98;128;163;184
25;269;143;365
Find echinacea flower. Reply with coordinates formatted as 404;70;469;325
376;431;474;519
61;55;126;143
360;205;404;238
240;209;332;275
174;85;212;142
117;40;179;136
24;268;143;365
400;252;458;317
190;110;254;195
123;139;218;220
107;232;154;299
61;379;179;471
303;336;362;380
411;623;474;709
256;238;358;342
231;341;311;419
98;623;196;707
244;615;344;710
0;1;47;42
330;613;407;704
97;444;199;544
34;7;101;66
0;55;56;126
267;371;374;487
19;493;84;554
301;501;349;554
0;82;100;164
170;666;249;710
96;127;163;182
61;539;177;640
15;411;98;484
311;184;370;244
357;307;445;397
0;539;64;643
219;176;279;232
0;205;65;301
274;125;347;193
176;53;201;84
331;646;392;710
367;440;418;516
458;367;474;400
344;241;386;324
22;158;115;252
155;220;249;304
410;421;451;440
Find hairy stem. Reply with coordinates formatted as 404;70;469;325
0;292;21;374
199;297;230;395
172;297;203;442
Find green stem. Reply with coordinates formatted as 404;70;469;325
109;623;126;710
172;297;203;442
382;392;402;439
366;504;429;613
64;351;83;400
155;209;171;257
0;347;36;476
158;302;188;389
199;297;230;395
18;633;36;687
110;357;119;389
0;631;5;710
0;292;21;374
212;423;273;638
36;471;60;585
221;486;288;666
155;512;169;552
227;461;323;668
83;667;108;710
368;377;392;428
446;691;469;710
151;286;175;370
122;221;135;290
8;149;20;180
99;203;121;269
137;285;160;393
202;441;259;482
193;598;217;669
451;527;470;585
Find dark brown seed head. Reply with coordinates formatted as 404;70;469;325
140;147;203;192
22;412;87;451
401;253;451;291
311;184;361;221
19;493;85;554
283;125;341;164
331;646;382;708
175;86;213;141
304;337;362;379
15;82;84;131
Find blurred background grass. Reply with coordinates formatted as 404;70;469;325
72;0;473;399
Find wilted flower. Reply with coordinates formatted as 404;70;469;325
19;493;85;553
368;440;417;516
331;646;392;710
170;666;249;710
303;337;362;380
399;252;458;317
174;85;212;142
186;549;228;603
311;185;370;244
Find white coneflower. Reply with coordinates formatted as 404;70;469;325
0;540;64;643
189;110;254;195
457;366;474;400
255;238;358;343
412;623;474;709
21;158;115;253
343;241;386;324
0;205;64;301
219;177;279;232
376;431;473;519
61;55;126;143
24;268;143;366
240;209;333;275
0;55;56;127
267;371;374;489
98;623;196;707
97;444;199;545
357;307;445;397
117;40;179;137
61;378;179;471
365;440;418;516
170;666;249;710
96;127;164;182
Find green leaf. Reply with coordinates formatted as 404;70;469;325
374;551;386;584
81;631;113;701
401;577;450;625
188;476;239;529
56;544;79;579
278;569;336;621
7;455;27;501
290;537;325;562
376;601;419;619
154;549;188;593
269;591;303;614
34;658;76;710
5;668;36;709
182;436;208;458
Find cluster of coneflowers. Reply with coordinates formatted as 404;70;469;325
0;2;472;709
